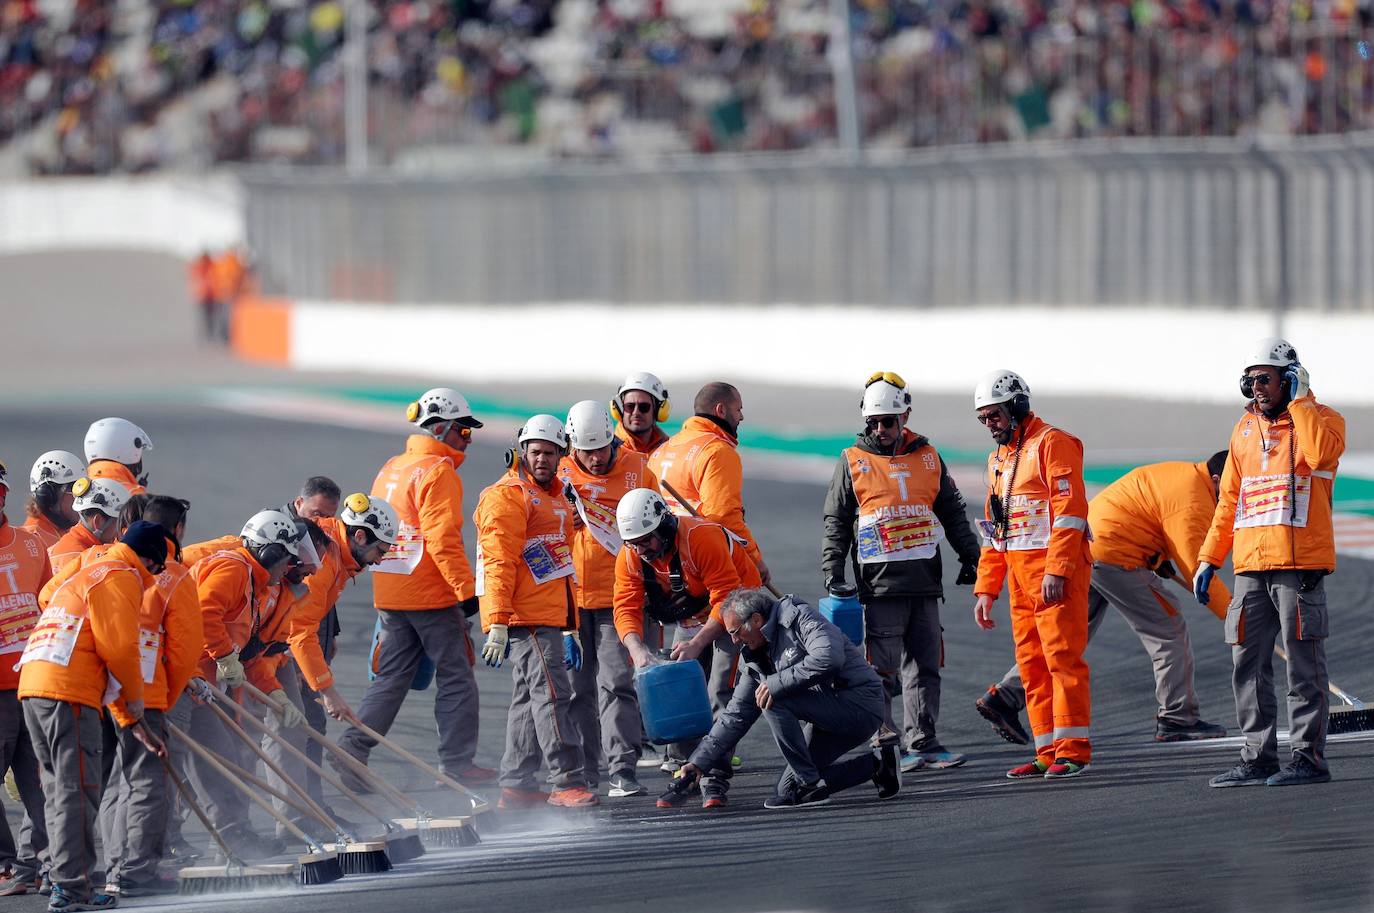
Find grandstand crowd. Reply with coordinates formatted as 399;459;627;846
1;0;1371;172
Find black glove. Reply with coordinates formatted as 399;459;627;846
955;563;978;586
1153;559;1177;580
458;596;480;617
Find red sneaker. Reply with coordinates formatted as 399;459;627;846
497;787;546;810
1005;759;1049;780
548;787;599;808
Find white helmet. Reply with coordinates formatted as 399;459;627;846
240;509;301;557
518;414;568;450
406;388;483;429
618;372;669;404
30;450;84;493
71;477;131;518
565;400;615;451
974;369;1031;410
616;488;672;539
1244;337;1299;370
340;492;399;545
84;418;153;466
862;380;911;417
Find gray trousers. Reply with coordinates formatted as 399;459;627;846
185;701;250;831
994;563;1205;725
765;682;884;795
338;607;480;774
263;667;313;828
499;626;585;791
665;625;741;776
22;698;102;901
98;709;166;886
0;690;47;880
1227;571;1330;770
161;692;194;847
570;608;642;781
864;595;943;749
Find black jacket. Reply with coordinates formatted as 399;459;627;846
821;430;981;599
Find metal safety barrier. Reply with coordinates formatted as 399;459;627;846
243;131;1374;314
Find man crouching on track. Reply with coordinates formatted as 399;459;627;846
676;588;897;810
475;415;597;810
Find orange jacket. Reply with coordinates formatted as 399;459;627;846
371;435;475;610
189;254;215;301
287;518;360;690
0;521;53;690
18;542;151;711
87;460;145;496
648;416;763;565
181;535;240;569
211;250;246;302
1089;461;1231;617
21;512;64;551
473;467;577;630
615;422;669;456
975;414;1093;598
558;448;658;610
48;523;102;575
1200;396;1345;574
192;547;289;693
612;516;762;641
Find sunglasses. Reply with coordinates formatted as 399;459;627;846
622;401;654;414
1244;373;1277;387
865;416;900;430
976;411;1006;426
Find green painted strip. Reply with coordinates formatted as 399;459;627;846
313;385;1374;516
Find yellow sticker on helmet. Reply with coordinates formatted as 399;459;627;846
345;492;371;514
72;477;91;497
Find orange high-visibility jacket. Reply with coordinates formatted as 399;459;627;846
287;518;360;690
615;422;669;456
1090;460;1231;617
180;535;240;569
87;460;145;497
648;416;763;565
18;542;151;710
39;544;204;716
558;448;658;610
192;547;287;693
48;523;102;575
21;512;63;551
1200;396;1345;574
211;250;246;302
473;468;577;630
0;522;53;691
612;516;762;641
975;414;1093;597
371;435;475;610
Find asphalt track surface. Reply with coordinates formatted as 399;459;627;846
3;251;1374;913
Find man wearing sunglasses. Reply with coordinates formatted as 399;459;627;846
822;371;982;775
613;372;671;456
972;370;1094;781
336;388;495;790
1198;338;1344;789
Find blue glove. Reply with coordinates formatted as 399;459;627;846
1283;363;1310;400
1193;564;1216;605
563;631;582;671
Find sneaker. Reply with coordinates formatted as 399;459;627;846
659;757;683;774
548;786;600;808
0;874;41;896
1006;759;1049;780
899;752;927;773
976;687;1030;745
1266;756;1332;787
496;787;547;810
1208;760;1280;788
700;780;728;810
117;876;180;897
1155;718;1228;742
763;780;831;810
1044;758;1088;779
873;746;901;800
655;774;697;809
48;884;117;912
906;741;968;770
445;764;498;786
607;773;646;798
39;873;52;896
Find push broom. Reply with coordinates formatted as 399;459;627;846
143;724;298;894
168;722;345;886
241;681;477;849
199;687;392;874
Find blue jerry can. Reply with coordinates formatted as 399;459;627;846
820;583;865;646
635;660;714;745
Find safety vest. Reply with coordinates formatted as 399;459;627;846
845;445;946;563
0;525;50;689
559;448;655;609
1231;413;1332;531
19;559;134;671
47;523;101;576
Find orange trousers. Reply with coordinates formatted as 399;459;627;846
1006;552;1093;764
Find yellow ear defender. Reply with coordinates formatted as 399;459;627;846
503;447;518;469
610;391;670;425
72;477;92;498
405;401;421;423
344;492;371;514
